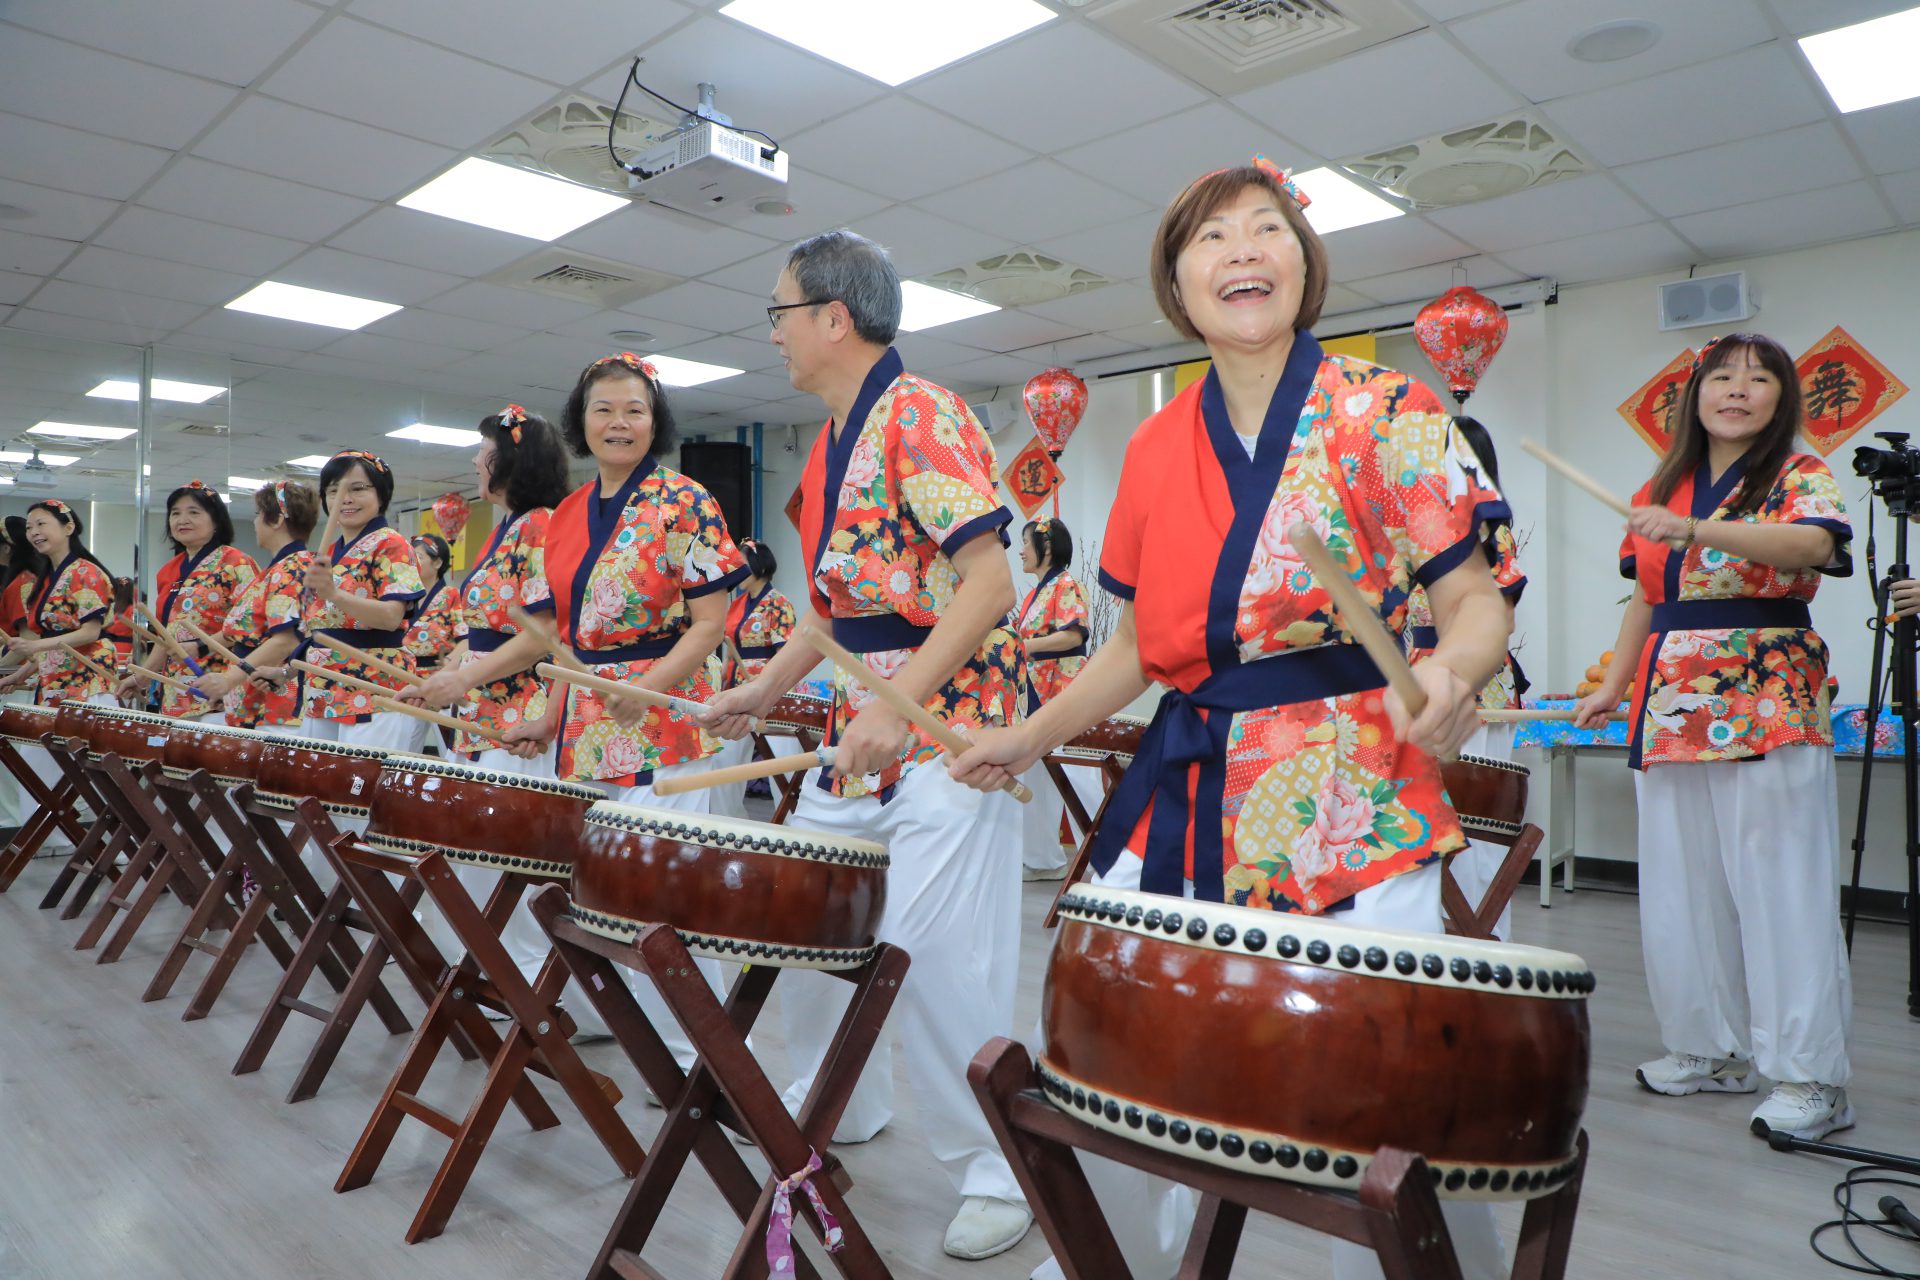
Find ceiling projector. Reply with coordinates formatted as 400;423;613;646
626;83;788;221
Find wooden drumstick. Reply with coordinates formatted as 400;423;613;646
1520;439;1687;550
652;747;831;796
132;608;205;675
799;627;1034;804
1286;524;1428;717
288;658;506;744
535;663;712;720
308;632;418;686
60;641;129;690
126;661;200;695
178;616;246;669
1479;708;1629;723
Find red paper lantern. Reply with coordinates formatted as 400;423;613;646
431;491;470;542
1414;285;1508;404
1023;367;1088;458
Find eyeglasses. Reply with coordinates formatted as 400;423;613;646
767;299;831;328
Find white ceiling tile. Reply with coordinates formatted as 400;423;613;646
0;26;237;149
940;354;1054;393
348;0;691;85
276;247;464;306
138;158;377;243
1613;122;1866;218
790;98;1032;203
579;15;885;136
1883;170;1920;224
1028;210;1161;283
328;207;548;278
192;96;457;201
827;205;1009;277
481;331;619;372
1342;258;1528;307
935;309;1085;356
732;170;892;242
1057;104;1306;207
1025;283;1164;332
0;176;120;242
919;161;1152;249
1323;217;1477;280
550;307;715;351
1425;173;1653;251
93;206;306;277
361;308;533;352
702;244;796;297
1843;98;1920;175
1449;0;1772;103
58;247;256;308
318;331;477;371
889;331;991;371
1542;45;1828;166
1047;333;1145;364
621;280;766;335
1420;0;1513;17
663;332;783;372
178;308;378;355
259;18;559;149
0;228;83;277
1499;221;1694;284
167;333;316;368
1771;0;1918;35
0;113;171;201
908;23;1207;152
1231;32;1522;159
1669;180;1895;259
558;203;772;277
427;281;604;330
22;279;208;330
0;271;39;307
1321;283;1382;314
1104;318;1184;349
2;0;324;85
705;371;793;403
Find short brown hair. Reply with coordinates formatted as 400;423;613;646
256;480;319;542
1149;166;1329;341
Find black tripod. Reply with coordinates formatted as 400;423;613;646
1844;436;1920;1021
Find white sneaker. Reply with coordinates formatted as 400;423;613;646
1635;1051;1757;1096
1750;1082;1854;1141
1022;864;1069;882
943;1196;1032;1260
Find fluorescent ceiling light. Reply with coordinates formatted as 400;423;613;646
226;281;401;331
387;423;483;447
1799;6;1920;113
398;156;627;241
229;475;268;491
87;377;226;403
0;477;13;486
0;451;77;466
28;421;138;441
286;455;331;469
899;280;999;332
644;354;742;387
1290;168;1404;235
719;0;1052;86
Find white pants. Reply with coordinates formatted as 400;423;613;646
1031;856;1506;1280
779;760;1025;1204
298;711;419;753
1451;722;1516;941
459;747;561;985
1634;744;1853;1086
580;759;730;1061
704;733;755;821
399;714;433;759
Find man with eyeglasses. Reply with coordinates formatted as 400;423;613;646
707;228;1034;1261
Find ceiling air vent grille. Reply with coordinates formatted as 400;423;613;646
484;95;678;197
1338;114;1592;210
176;422;228;437
1086;0;1422;91
484;248;680;308
923;252;1114;308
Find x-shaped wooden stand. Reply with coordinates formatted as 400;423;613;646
528;884;908;1280
968;1038;1588;1280
0;734;91;891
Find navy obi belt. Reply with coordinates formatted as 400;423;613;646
1090;643;1389;906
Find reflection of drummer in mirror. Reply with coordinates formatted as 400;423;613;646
1013;517;1091;882
705;539;799;819
952;159;1515;1280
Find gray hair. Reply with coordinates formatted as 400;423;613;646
785;229;901;346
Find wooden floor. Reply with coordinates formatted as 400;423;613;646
1;845;1915;1280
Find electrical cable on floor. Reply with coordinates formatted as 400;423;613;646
1809;1166;1920;1277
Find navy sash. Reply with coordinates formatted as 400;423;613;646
1648;599;1810;630
466;627;511;653
1090;644;1389;902
832;615;933;654
318;626;405;649
735;643;780;660
575;637;678;665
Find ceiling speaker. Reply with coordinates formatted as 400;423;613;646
1658;271;1752;332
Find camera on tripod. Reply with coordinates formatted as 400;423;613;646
1852;430;1920;502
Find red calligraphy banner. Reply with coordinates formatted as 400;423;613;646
1005;434;1063;519
1617;349;1696;456
1795;325;1909;456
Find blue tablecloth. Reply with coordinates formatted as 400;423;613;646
1510;699;1906;758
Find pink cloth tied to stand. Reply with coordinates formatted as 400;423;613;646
767;1148;844;1274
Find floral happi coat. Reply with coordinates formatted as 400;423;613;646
724;582;797;686
1404;520;1527;712
1016;568;1089;707
450;508;552;758
31;555;115;704
221;541;306;729
299;519;424;722
157;544;258;717
404;579;461;669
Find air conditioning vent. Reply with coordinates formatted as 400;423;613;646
922;252;1114;308
484;95;679;196
1085;0;1423;92
177;422;228;437
483;247;680;308
1338;114;1590;210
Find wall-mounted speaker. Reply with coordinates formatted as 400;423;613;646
963;397;1023;436
1658;271;1752;332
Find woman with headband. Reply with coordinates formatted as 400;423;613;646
1012;516;1092;882
128;481;258;722
951;158;1515;1280
399;532;459;754
299;450;425;748
191;481;317;734
0;499;118;707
